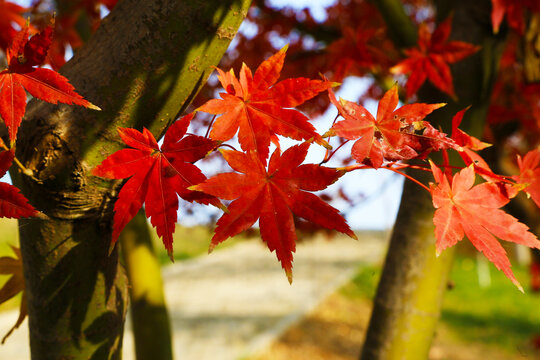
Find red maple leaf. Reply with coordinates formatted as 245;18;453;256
191;142;356;282
390;17;480;99
46;14;84;70
0;0;27;51
429;162;540;290
0;22;99;144
491;0;540;34
0;150;37;219
92;114;218;257
198;46;333;161
514;148;540;208
327;85;447;168
326;25;393;81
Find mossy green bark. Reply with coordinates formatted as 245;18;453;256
11;0;251;358
120;210;172;360
361;1;507;359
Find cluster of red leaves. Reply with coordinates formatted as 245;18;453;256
391;17;480;99
0;0;537;289
0;21;96;225
46;0;118;69
0;13;100;342
324;83;540;290
486;35;540;149
195;0;395;117
95;48;354;279
491;0;540;34
0;0;26;51
93;44;540;286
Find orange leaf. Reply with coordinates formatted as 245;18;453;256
328;85;448;168
198;46;333;161
430;162;540;291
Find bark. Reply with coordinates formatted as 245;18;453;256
360;1;506;359
11;0;251;358
120;210;172;360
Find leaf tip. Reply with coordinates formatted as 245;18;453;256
35;211;49;220
87;103;102;111
286;269;293;284
108;241;116;256
168;251;175;263
218;203;229;214
322;129;335;138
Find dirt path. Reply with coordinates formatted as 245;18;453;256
0;234;386;359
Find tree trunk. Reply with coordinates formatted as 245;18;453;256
120;210;173;360
361;1;506;358
11;0;251;358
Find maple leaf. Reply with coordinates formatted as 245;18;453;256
491;0;540;34
92;114;219;257
390;17;480;99
326;25;392;81
0;0;27;51
191;142;356;282
429;162;540;291
198;46;333;161
0;21;100;144
46;14;84;70
514;148;540;207
0;245;27;344
327;85;447;168
0;150;37;219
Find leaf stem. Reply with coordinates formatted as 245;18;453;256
385;166;430;192
321;114;340;163
205;115;217;138
320;139;350;165
216;143;238;152
11;156;42;183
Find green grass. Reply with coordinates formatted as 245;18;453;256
150;224;254;264
441;256;540;352
340;251;540;355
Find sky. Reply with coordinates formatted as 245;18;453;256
3;0;404;230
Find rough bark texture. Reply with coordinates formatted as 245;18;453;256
11;0;251;358
360;1;506;359
120;210;173;360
